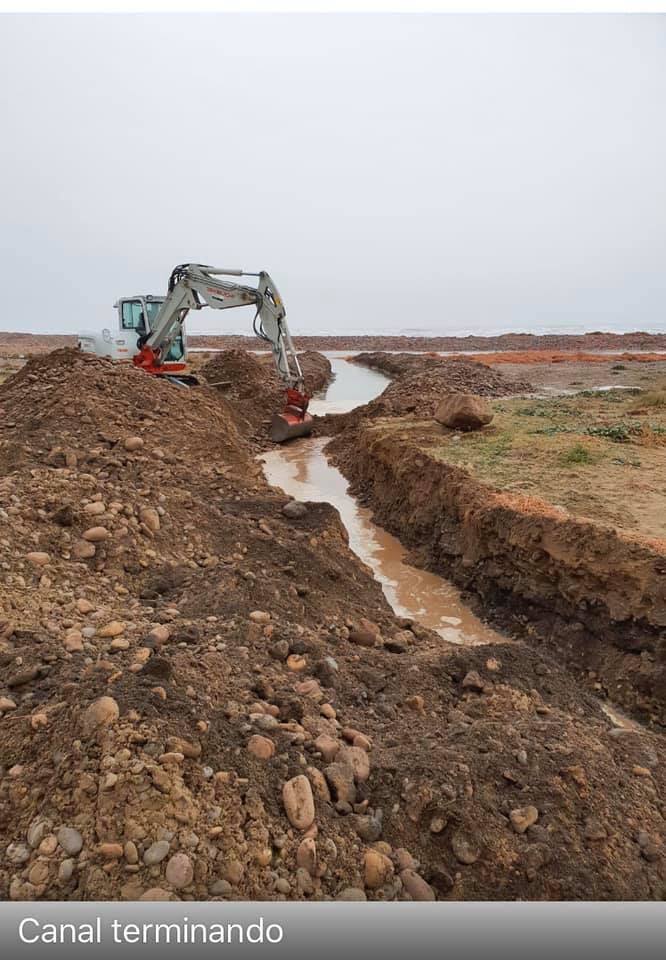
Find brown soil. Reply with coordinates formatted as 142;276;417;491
0;348;664;902
196;350;331;444
317;355;531;437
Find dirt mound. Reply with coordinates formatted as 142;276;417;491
198;349;331;442
317;354;530;436
0;347;664;902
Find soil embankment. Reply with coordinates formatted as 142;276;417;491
0;348;664;901
325;357;666;726
195;349;331;445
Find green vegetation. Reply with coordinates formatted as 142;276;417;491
561;444;599;465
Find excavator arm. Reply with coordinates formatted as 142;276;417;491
133;263;312;442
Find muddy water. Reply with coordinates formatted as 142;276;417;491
261;359;506;645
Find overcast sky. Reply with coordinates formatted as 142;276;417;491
1;13;665;336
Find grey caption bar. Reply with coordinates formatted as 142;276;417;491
1;902;665;959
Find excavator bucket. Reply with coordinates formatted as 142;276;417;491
269;388;314;443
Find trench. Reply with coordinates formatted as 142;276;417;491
261;358;506;646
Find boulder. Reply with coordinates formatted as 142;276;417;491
435;393;493;431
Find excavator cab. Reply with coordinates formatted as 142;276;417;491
119;298;186;363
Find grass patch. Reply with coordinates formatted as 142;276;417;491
561;443;600;465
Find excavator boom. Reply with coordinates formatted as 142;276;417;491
132;263;312;442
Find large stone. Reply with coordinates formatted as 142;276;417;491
81;696;119;735
435;393;493;431
282;775;315;830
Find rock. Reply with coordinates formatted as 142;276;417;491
72;539;96;559
26;551;50;566
140;507;161;532
124;436;144;451
143;840;170;866
75;598;95;613
140;888;173;901
282;775;316;830
57;827;83;856
435;393;493;431
249;610;271;624
462;670;485;691
82;526;110;542
247;735;275;760
337;887;367;901
451;832;480;865
339;745;370;782
324;762;357;804
401;869;436;901
27;820;51;849
64;630;84;652
314;734;340;763
364;848;394;889
296;838;318;876
84;501;106;515
0;697;17;712
349;618;381;647
99;843;123;859
210;879;233;896
148;624;170;646
98;621;125;638
510;805;539;834
6;842;31;864
81;696;119;735
59;859;75;882
165;853;194;889
270;639;290;661
282;501;308;519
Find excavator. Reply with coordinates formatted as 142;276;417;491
79;263;313;443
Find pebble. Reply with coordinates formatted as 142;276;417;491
249;611;271;623
282;775;315;830
337;887;367;901
81;696;119;735
6;842;31;864
510;805;539;834
124;436;144;451
57;827;83;856
98;621;125;638
364;848;394;889
82;526;110;542
0;697;17;712
26;552;50;566
451;832;480;865
401;869;436;901
296;838;318;876
247;735;275;760
165;853;194;888
84;501;106;515
314;734;340;762
143;840;171;866
462;670;485;691
324;762;356;804
140;507;161;532
282;501;308;519
27;820;51;849
72;540;96;559
59;859;75;882
339;745;370;782
99;843;123;859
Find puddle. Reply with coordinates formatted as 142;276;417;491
261;358;506;645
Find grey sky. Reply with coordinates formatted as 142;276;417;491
1;13;665;336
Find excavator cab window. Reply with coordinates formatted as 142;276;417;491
121;301;145;332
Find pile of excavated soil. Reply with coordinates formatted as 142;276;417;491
317;354;531;436
0;348;664;902
198;350;331;443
